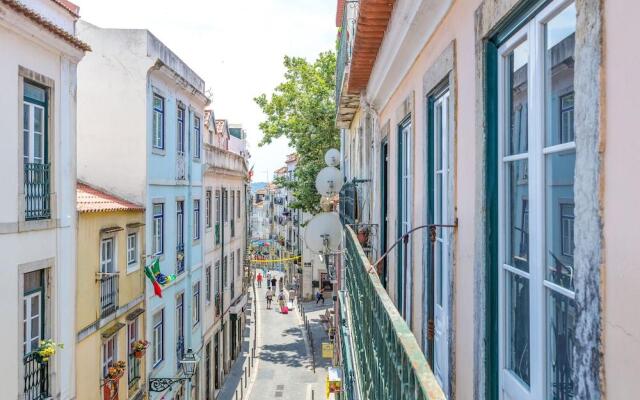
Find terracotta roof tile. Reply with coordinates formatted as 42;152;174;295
77;182;143;213
1;0;91;51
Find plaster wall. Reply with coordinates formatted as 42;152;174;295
76;23;150;205
602;0;640;397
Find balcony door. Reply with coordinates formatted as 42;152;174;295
429;88;452;395
397;119;412;324
497;2;576;399
23;82;47;165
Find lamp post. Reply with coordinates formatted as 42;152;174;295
148;348;199;396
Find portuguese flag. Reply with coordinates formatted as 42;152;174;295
144;259;163;298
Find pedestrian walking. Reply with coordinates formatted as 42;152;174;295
257;272;263;288
266;288;273;309
278;290;286;313
316;289;325;305
278;277;284;291
271;277;277;290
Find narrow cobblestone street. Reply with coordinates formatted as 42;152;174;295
246;271;328;400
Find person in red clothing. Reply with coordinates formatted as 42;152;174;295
256;272;263;288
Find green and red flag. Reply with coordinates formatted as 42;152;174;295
144;259;163;298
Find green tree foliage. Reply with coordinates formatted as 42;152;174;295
254;51;339;214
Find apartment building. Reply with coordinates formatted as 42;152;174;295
0;0;88;398
201;116;249;399
75;182;146;400
335;0;636;399
76;22;208;399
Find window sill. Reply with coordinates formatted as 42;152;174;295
152;148;166;156
126;264;140;274
19;218;59;233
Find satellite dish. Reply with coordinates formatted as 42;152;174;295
324;149;341;167
315;167;343;196
304;212;341;253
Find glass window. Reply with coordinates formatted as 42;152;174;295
153;204;164;255
177;107;185;154
205;265;211;303
152;309;164;366
193;282;201;325
193;199;201;240
236;190;241;218
206;191;212;228
153;95;164;149
23;291;42;354
194;116;201;159
237;249;241;278
23;81;47;165
498;3;576;399
127;233;137;265
102;335;117;378
100;237;115;273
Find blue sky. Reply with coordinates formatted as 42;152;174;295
74;0;337;181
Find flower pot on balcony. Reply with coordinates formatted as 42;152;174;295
134;350;145;359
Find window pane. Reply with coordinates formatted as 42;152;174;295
545;150;575;290
24;82;46;102
505;160;529;271
23;104;30;161
545;4;576;146
506;271;530;385
547;290;575;399
506;40;529;155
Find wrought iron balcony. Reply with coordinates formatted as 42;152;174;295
24;163;51;220
24;351;49;400
99;272;119;318
343;226;445;400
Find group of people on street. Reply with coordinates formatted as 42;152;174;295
257;271;291;312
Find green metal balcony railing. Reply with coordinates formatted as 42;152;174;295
343;226;445;400
24;163;51;220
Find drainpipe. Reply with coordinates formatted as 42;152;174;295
184;108;194;400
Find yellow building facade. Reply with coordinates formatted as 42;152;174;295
76;183;147;400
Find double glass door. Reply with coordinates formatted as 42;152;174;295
497;1;576;399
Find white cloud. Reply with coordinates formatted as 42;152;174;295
74;0;337;180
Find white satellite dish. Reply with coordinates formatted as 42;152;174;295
324;149;341;167
315;166;343;196
304;212;341;253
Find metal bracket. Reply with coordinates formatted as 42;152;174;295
148;377;187;393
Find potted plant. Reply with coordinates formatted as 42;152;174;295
107;360;127;381
36;339;63;363
132;339;150;359
357;226;370;246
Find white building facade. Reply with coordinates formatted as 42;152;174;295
201;115;249;399
0;0;88;398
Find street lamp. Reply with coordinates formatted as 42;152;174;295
148;348;200;393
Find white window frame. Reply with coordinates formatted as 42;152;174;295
23;291;42;354
127;232;138;270
193;199;201;240
193;115;201;159
497;2;577;399
193;281;201;326
399;119;413;324
152;309;164;367
100;236;116;274
102;335;118;378
153;203;164;255
152;94;165;149
205;190;212;229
